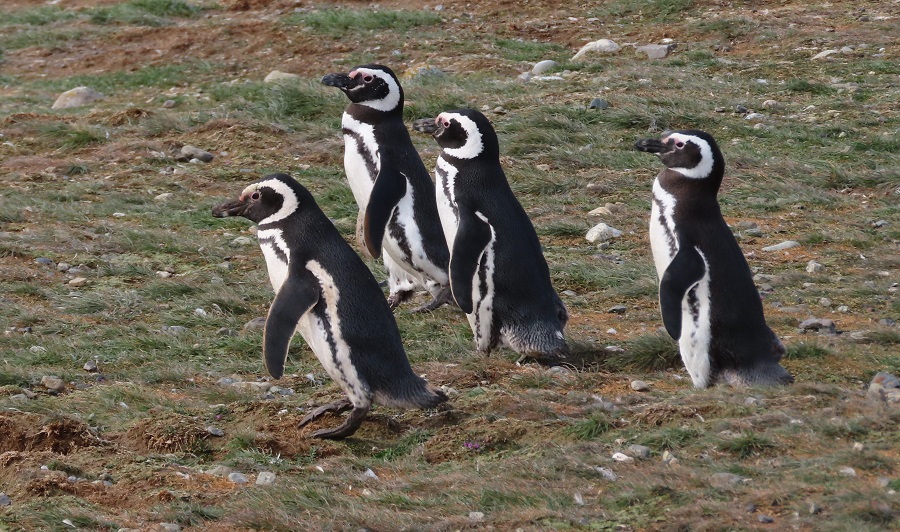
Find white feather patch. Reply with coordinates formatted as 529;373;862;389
679;247;712;388
257;227;291;293
439;113;484;160
435;156;460;247
665;133;714;179
341;113;378;208
469;211;496;351
352;67;401;112
243;179;299;226
649;178;678;279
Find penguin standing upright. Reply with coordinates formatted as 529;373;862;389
321;64;451;311
635;130;793;388
424;109;568;362
212;173;447;439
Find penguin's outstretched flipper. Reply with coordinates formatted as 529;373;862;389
659;238;706;340
363;151;407;258
449;211;492;314
263;268;320;379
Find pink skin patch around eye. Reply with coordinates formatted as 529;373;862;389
349;70;359;78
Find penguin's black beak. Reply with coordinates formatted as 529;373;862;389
411;117;439;135
321;73;358;90
212;197;249;218
634;138;668;154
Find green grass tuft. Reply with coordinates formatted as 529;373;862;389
39;122;108;150
282;7;441;34
565;415;614;440
786;341;831;359
719;431;776;458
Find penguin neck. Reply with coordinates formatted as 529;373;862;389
346;102;402;123
657;170;722;216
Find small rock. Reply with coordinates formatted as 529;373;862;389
233;381;272;393
57;262;71;272
852;442;864;451
30;345;47;353
194;308;208;317
244;317;266;331
561;290;577;297
572;39;621;60
206;426;225;437
630;380;650;392
745;503;757;513
206;465;233;477
363;468;379;480
837;305;849;313
217;328;237;337
763;241;800;252
589;206;612;216
154;192;174;201
68;277;88;287
809;502;822;515
806;260;824;273
636;44;674;59
468;511;485;522
838;466;856;477
228;472;249;484
52;86;104;109
608;305;627;314
586;223;623;243
531;60;557;75
162;99;176;109
871;220;888;228
180;145;214;163
40;376;66;392
156;523;181;532
256;471;277;485
709;472;746;488
35;257;54;266
83;360;98;372
819;298;832;307
744;396;764;406
811;49;839;60
264;70;301;83
156;271;172;278
735;104;749;114
161;325;187;336
517;72;532;83
867;372;900;403
799;318;836;333
627;444;651;459
762;100;778;109
758;515;774;524
595;467;618;481
612;452;634;463
0;493;10;506
589;98;609;110
745;112;765;121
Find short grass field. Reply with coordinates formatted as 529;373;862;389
1;0;898;530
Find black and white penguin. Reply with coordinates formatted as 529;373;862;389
212;174;447;438
635;130;793;388
321;64;452;311
425;109;568;362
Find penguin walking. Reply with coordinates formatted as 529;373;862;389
635;130;793;388
423;109;568;362
212;174;447;439
321;64;452;311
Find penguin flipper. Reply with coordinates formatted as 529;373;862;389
449;212;492;314
263;269;320;379
363;152;407;258
659;241;707;340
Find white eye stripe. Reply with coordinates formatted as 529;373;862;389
352;67;400;112
250;178;299;225
666;133;714;179
441;113;484;160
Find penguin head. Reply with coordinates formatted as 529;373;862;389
431;109;499;161
635;129;724;181
212;173;310;225
321;64;403;112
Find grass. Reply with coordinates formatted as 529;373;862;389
1;0;899;529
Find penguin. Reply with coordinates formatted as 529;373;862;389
425;109;568;362
212;173;447;439
634;130;793;388
321;64;452;311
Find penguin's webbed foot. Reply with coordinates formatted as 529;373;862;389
299;398;353;427
387;289;414;310
310;405;370;440
410;285;453;313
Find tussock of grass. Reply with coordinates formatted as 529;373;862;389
493;38;567;62
373;429;431;461
565;414;614;440
39;123;107;150
639;427;701;450
88;0;204;25
593;0;693;22
608;332;681;371
786;341;831;359
3;6;77;26
282;7;441;34
719;431;775;458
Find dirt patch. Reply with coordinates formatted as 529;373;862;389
0;412;103;454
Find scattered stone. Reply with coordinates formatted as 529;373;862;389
161;325;187;335
181;145;214;163
256;471;277;485
232;236;254;246
264;70;301;83
636;44;674;59
709;472;746;488
572;39;621;60
595;467;618;481
227;472;249;484
517;72;532;83
207;465;233;477
217;328;237;337
630;380;650;392
244;317;266;331
809;502;822;515
745;112;765;121
531;59;557;75
799;318;836;334
811;49;839;60
608;305;627;314
0;493;10;506
758;515;774;524
735;104;749;114
233;381;272;393
468;511;485;522
40;376;66;392
83;360;98;372
156;523;181;532
30;345;47;353
806;260;824;273
573;492;584;506
156;271;172;278
745;503;757;513
206;426;225;437
154;192;174;201
872;220;888;228
852;442;864;452
68;277;88;287
586;223;623;243
35;257;54;266
867;372;900;403
838;466;856;477
589;98;609;110
52;86;104;109
762;100;778;109
628;444;651;459
744;396;764;406
819;298;832;307
57;262;71;272
837;305;849;313
763;241;800;252
612;452;634;463
662;450;678;465
162;99;176;109
561;290;577;297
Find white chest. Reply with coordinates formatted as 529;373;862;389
649;179;678;280
435;156;460;247
341;113;379;209
257;228;291;293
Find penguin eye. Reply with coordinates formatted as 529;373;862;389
442;120;451;128
363;75;374;83
251;191;261;201
675;141;685;149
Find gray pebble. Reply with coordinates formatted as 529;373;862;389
41;375;66;392
745;503;757;513
838;466;856;476
762;100;778;109
206;426;225;437
157;524;181;532
763;241;800;252
586;223;623;243
636;44;674;59
256;471;277;485
595;467;618;481
872;220;888;228
735;104;749;114
83;360;98;372
216;377;236;385
243;317;266;331
799;318;836;333
206;465;232;477
468;511;485;522
156;271;172;278
837;305;849;312
589;98;609;110
809;502;822;515
52;86;104;109
745;112;765;121
819;298;832;307
0;492;11;506
709;472;746;488
561;290;577;297
531;59;557;75
180;145;214;163
627;444;651;459
744;396;764;406
161;325;187;335
35;257;54;266
630;380;650;392
162;100;176;109
57;262;71;272
608;305;627;314
758;515;774;524
227;472;249;484
217;328;237;337
806;260;824;273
